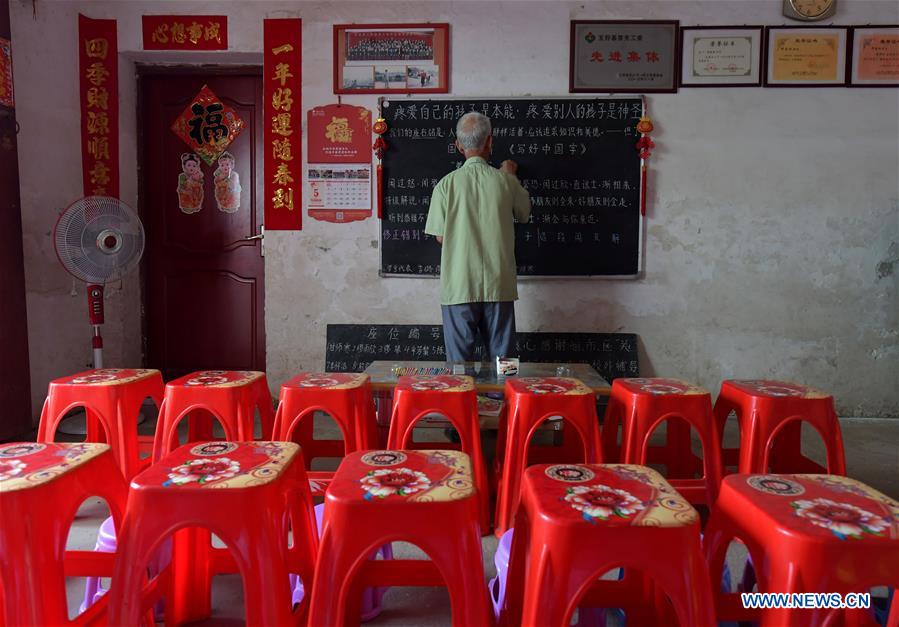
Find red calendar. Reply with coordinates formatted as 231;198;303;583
306;103;373;224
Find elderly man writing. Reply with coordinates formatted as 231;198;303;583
424;112;532;363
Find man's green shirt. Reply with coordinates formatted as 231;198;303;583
424;156;532;305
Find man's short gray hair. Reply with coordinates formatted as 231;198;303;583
456;112;492;151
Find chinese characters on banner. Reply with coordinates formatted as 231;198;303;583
142;15;227;50
0;37;13;108
306;104;373;224
79;14;118;198
264;19;302;231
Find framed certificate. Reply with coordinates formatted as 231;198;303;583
848;26;899;87
570;20;679;93
333;23;450;95
765;26;848;87
680;26;764;87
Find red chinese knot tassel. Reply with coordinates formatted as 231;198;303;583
635;115;654;217
373;117;388;219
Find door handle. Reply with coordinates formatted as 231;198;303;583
244;226;264;257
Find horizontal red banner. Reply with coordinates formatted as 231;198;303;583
142;15;227;50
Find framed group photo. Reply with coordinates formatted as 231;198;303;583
764;26;849;87
848;26;899;87
570;20;679;93
333;23;450;94
680;26;764;87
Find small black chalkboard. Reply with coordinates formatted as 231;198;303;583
325;324;639;383
380;97;644;277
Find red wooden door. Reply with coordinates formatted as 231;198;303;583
140;72;265;381
0;0;33;439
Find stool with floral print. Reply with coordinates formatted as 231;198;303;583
309;449;492;626
108;441;318;626
602;377;722;507
37;368;164;479
713;379;845;475
388;375;490;533
505;376;593;397
705;474;898;626
1;442;128;625
274;373;379;495
395;374;475;394
494;377;601;537
499;463;714;627
152;370;275;462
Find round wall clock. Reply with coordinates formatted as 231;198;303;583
782;0;837;21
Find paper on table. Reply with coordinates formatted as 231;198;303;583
477;395;504;417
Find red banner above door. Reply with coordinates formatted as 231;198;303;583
142;15;228;51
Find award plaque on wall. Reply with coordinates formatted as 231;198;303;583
765;26;848;87
848;26;899;87
680;26;764;87
570;20;680;93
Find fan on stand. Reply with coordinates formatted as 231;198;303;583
53;195;145;434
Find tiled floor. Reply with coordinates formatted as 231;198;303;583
47;411;899;625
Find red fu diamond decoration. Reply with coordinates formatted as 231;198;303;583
171;84;246;165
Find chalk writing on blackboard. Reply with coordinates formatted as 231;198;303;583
380;97;644;278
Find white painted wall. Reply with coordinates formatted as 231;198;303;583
10;0;898;420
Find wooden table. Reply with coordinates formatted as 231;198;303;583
363;361;611;395
363;361;611;431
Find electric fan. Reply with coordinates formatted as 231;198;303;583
54;195;145;369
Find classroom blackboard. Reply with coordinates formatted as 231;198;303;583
379;97;644;277
325;324;639;383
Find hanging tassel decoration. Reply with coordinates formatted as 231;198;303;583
375;163;382;219
373;117;388;220
635;115;654;217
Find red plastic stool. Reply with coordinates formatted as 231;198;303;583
494;377;602;538
107;441;318;626
274;372;379;495
308;449;492;627
0;442;128;626
152;370;275;461
37;368;164;479
387;375;490;533
713;379;846;475
500;463;715;627
603;377;723;506
704;474;898;626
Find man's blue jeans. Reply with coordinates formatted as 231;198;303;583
440;301;516;362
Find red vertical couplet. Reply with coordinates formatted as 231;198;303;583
79;14;119;198
0;37;14;108
263;18;302;231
